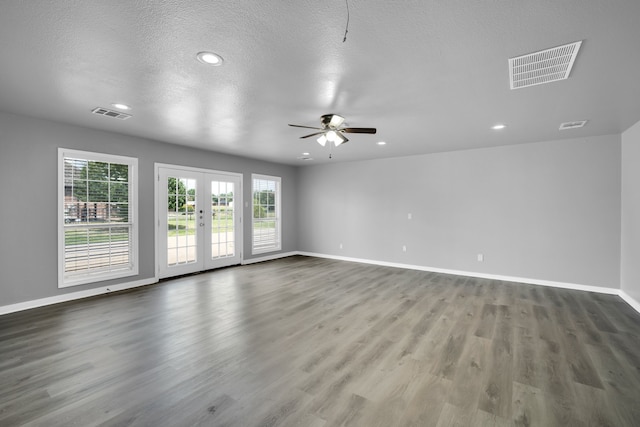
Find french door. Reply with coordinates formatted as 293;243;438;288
157;165;242;278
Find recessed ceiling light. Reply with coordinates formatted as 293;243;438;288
491;124;506;130
111;103;130;110
377;141;387;145
196;51;223;66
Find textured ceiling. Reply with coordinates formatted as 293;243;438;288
1;0;639;165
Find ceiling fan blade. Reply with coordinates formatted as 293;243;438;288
288;124;323;130
341;127;377;134
300;131;326;139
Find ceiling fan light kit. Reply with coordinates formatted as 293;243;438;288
289;114;376;155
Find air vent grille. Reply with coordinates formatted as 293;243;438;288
509;41;582;90
91;107;132;120
559;120;588;130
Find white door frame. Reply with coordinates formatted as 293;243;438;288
154;163;243;279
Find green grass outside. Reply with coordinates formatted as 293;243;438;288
65;229;129;246
167;211;236;237
65;211;276;244
253;220;276;229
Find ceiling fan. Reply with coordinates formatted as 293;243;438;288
288;114;376;148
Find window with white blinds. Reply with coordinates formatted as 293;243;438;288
252;174;281;254
58;148;138;287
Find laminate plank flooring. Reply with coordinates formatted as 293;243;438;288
1;256;639;426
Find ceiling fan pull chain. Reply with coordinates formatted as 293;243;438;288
343;0;350;42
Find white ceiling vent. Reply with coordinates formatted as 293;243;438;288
509;41;582;90
559;120;588;130
91;107;132;120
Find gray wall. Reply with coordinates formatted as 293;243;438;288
297;135;622;289
0;112;298;306
0;109;632;308
622;119;640;302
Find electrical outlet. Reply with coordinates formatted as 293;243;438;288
477;253;484;262
339;243;343;249
408;213;412;220
402;245;407;252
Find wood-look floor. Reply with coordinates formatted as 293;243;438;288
1;256;639;426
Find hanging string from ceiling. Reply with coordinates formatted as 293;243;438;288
343;0;350;42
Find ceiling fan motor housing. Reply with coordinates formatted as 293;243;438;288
321;114;344;129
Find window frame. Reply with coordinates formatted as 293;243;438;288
251;173;281;255
58;148;139;288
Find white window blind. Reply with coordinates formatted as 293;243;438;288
59;149;138;287
252;174;281;254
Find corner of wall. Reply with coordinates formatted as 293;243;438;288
620;118;640;304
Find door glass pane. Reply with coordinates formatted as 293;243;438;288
211;180;234;259
167;176;197;266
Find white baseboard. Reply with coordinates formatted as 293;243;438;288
1;252;297;316
242;251;299;265
297;252;640;310
4;253;639;316
0;277;158;316
619;290;640;313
